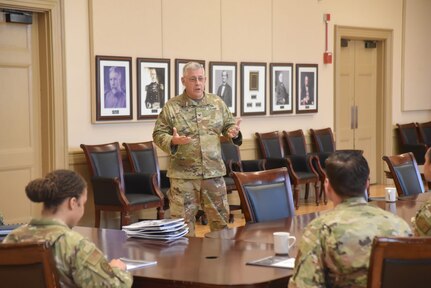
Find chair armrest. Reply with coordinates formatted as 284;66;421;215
91;176;129;206
160;170;170;189
124;172;160;198
241;159;266;172
264;157;290;170
399;144;428;164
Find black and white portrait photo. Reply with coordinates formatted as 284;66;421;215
96;55;132;121
296;64;318;113
137;58;170;119
270;63;293;114
209;62;237;115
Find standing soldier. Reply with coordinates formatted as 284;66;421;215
153;62;241;236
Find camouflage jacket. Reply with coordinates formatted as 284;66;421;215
413;200;431;236
3;218;132;288
153;92;241;179
289;197;412;288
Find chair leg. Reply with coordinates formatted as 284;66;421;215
314;181;320;206
95;209;101;228
304;183;310;200
121;211;131;228
229;213;235;223
157;207;165;220
293;185;300;210
320;179;327;204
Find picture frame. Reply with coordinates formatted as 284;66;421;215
96;55;132;121
240;62;266;116
296;64;318;114
137;58;170;119
270;63;293;114
209;61;237;116
175;58;205;96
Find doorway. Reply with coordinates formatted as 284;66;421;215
0;1;67;223
334;26;393;184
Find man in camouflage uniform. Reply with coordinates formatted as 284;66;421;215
413;147;431;236
289;151;411;288
153;62;241;236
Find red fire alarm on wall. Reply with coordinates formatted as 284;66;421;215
323;13;332;64
324;51;332;64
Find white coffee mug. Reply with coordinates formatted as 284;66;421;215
385;187;396;202
273;232;296;255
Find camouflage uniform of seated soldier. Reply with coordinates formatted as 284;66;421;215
289;151;412;288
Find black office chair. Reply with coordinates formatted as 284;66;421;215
122;141;170;211
220;136;265;223
382;152;425;197
232;168;295;224
368;236;431;288
396;123;428;165
417;121;431;147
283;129;324;204
309;127;366;202
255;131;319;209
0;241;60;288
80;142;164;228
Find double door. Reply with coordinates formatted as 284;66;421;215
336;39;378;183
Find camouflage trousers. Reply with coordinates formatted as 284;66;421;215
169;177;230;236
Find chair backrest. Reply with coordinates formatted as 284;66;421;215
232;167;295;223
220;136;241;165
255;131;285;159
368;236;431;288
396;122;421;145
0;241;60;288
283;129;307;155
382;152;424;196
417;121;431;146
122;141;161;185
309;127;336;153
80;142;125;190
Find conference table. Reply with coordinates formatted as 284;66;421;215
74;226;292;288
74;192;430;287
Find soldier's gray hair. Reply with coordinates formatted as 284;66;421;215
183;62;204;76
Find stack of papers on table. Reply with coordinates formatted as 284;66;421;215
247;255;295;269
122;218;188;241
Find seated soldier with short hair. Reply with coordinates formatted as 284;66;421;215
412;147;431;236
289;151;412;288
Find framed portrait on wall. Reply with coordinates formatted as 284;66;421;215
240;62;266;116
209;61;237;116
137;58;170;119
270;63;293;114
296;64;318;114
96;55;132;121
175;58;205;96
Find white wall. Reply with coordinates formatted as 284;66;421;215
64;0;431;150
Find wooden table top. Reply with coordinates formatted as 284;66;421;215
74;226;291;288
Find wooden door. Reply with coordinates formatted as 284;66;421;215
336;40;377;183
0;15;42;223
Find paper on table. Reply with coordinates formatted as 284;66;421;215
119;257;157;271
246;255;295;269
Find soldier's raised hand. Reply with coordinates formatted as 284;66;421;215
171;127;192;145
227;118;242;139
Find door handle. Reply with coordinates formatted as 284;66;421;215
355;105;358;129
